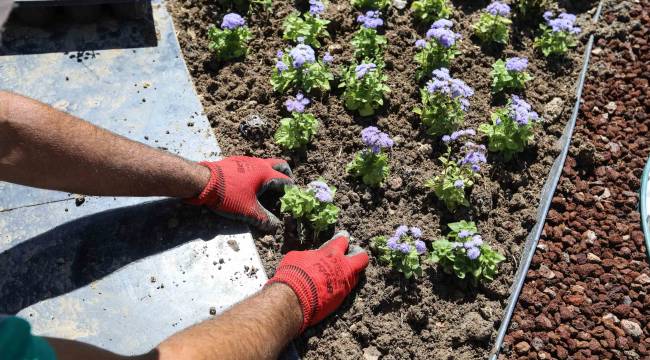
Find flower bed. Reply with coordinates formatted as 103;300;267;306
168;0;599;357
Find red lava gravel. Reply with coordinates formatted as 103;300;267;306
501;1;650;360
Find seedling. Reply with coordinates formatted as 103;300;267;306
411;0;452;23
340;62;390;116
351;0;390;10
491;57;533;93
347;126;393;187
280;180;340;236
208;13;252;61
352;11;387;62
271;41;334;93
429;221;505;283
283;0;330;48
372;226;427;279
479;95;540;160
534;12;581;57
472;1;512;45
414;19;461;78
274;93;319;150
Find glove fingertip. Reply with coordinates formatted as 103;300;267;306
347;251;370;273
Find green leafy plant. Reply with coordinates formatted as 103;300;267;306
351;27;387;62
491;58;533;93
414;68;473;136
429;221;505;283
351;0;390;10
479;95;540;160
515;0;551;19
372;226;427;279
425;129;486;211
271;43;334;94
339;62;390;116
280;181;340;235
534;12;581;57
274;93;319;150
411;0;452;23
414;20;461;78
208;13;252;61
472;2;512;45
347;126;393;187
282;4;330;48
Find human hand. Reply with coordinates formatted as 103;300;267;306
267;231;369;332
186;156;293;230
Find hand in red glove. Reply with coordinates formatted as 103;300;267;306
186;156;293;230
267;231;369;333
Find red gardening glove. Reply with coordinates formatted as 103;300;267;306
267;231;369;333
186;156;293;230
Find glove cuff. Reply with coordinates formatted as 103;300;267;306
185;161;225;207
267;265;319;333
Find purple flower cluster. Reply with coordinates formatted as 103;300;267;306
426;68;474;110
454;179;464;189
309;0;325;16
323;51;334;64
387;225;426;255
459;141;487;172
361;126;394;154
289;43;316;68
505;57;528;72
485;1;510;17
308;181;334;203
285;93;310;113
425;19;460;48
442;128;476;143
355;63;377;79
357;11;383;29
451;232;484;260
221;13;246;30
510;95;539;126
415;39;427;48
544;11;581;34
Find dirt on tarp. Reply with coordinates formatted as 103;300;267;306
167;0;599;358
502;1;650;359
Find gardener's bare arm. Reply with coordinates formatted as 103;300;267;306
0;90;209;198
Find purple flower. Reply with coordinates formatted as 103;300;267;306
387;236;399;250
467;246;481;260
451;242;463;249
309;0;325;15
290;44;316;68
510;95;539;126
355;63;377;79
410;227;422;239
505;57;528;72
442;135;452;143
394;225;409;238
322;52;334;64
285;93;310;113
276;60;288;72
398;243;412;254
471;235;483;247
414;240;426;255
308;181;334;203
361;126;394;154
221;13;246;30
276;50;284;59
425;27;460;48
460;150;487;172
454;179;464;189
485;1;510;17
448;128;476;142
357;11;383;29
415;39;427;48
426;68;474;106
430;19;453;29
546;12;581;34
458;230;472;239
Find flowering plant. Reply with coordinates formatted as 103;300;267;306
414;20;461;78
274;93;319;150
207;13;252;61
351;0;390;10
490;57;532;93
282;0;330;48
351;11;387;62
414;68;473;136
339;62;390;116
347;127;393;187
280;180;340;235
472;1;511;45
479;95;540;160
372;226;427;279
534;12;581;57
425;129;486;211
411;0;452;23
271;41;334;93
429;221;505;283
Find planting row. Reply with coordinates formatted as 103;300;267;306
204;1;582;283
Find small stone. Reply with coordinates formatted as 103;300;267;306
583;230;597;244
592;47;603;55
587;253;601;262
544;97;565;121
538;265;556;279
73;194;86;206
536;314;554;330
531;337;544;351
602;313;620;324
388;177;403;191
209;307;217;315
227;240;240;252
150;276;156;283
605;101;617;113
634;273;650;285
620;320;642;338
362;346;381;360
515;341;531;354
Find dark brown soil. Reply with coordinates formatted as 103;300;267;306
501;1;650;359
168;0;598;358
